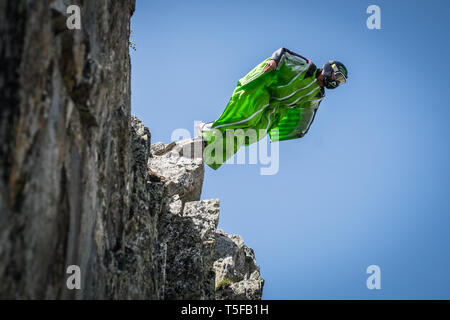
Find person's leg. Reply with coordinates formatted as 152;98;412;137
202;59;279;169
211;58;275;130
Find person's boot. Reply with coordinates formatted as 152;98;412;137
176;136;206;159
194;121;213;137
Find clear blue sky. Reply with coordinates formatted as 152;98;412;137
130;0;450;299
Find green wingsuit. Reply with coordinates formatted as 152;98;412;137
202;47;325;170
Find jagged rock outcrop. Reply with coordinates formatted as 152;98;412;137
148;135;214;300
0;0;263;300
147;135;263;300
214;230;264;300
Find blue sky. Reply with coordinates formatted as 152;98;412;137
130;0;450;299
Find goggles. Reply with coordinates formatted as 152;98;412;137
332;63;347;85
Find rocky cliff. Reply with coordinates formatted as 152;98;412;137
0;0;263;299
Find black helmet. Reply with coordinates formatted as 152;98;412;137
323;60;348;89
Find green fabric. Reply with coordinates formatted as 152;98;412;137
203;53;324;170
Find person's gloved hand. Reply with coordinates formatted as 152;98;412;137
262;59;277;73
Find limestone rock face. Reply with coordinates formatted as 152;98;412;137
0;0;137;299
0;0;263;300
157;198;220;300
149;139;204;204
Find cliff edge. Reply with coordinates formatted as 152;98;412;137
0;0;263;299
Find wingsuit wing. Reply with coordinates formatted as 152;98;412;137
269;101;321;142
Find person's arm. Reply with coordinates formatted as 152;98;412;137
263;47;310;73
297;98;323;138
298;108;317;138
270;47;309;65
